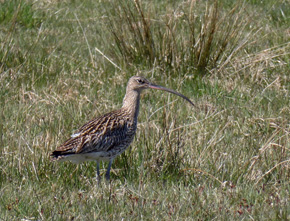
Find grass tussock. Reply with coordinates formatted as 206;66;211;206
0;0;290;219
106;0;256;74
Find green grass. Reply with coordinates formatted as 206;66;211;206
0;0;290;219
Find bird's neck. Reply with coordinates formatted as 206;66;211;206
122;89;141;122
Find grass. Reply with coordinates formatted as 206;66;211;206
105;0;256;74
0;0;290;219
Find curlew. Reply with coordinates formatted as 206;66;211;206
50;76;194;181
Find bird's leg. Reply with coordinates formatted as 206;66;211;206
105;159;113;181
96;161;101;183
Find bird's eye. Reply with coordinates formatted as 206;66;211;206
137;79;145;84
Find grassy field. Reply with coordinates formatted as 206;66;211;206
0;0;290;219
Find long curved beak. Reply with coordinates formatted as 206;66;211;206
148;83;195;107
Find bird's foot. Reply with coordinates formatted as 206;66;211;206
96;175;102;186
105;172;110;182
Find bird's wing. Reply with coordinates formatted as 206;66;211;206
52;111;133;156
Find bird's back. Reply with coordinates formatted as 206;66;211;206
51;108;137;162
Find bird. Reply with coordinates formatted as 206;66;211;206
50;76;194;181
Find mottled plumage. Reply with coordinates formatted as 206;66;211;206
51;76;194;181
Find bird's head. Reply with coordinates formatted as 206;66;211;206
127;76;195;106
128;76;151;91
